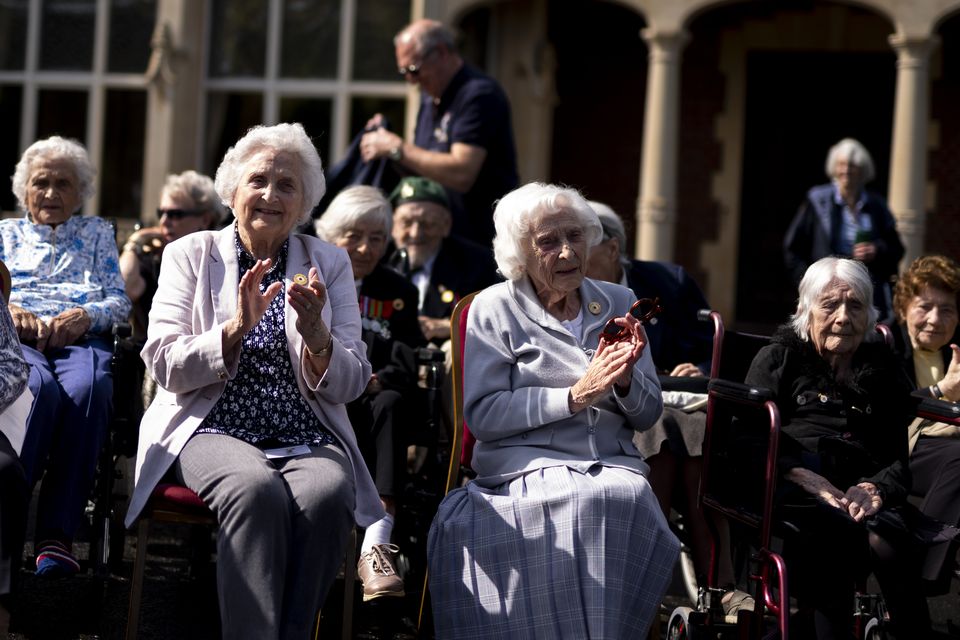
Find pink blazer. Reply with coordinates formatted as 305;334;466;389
126;225;383;528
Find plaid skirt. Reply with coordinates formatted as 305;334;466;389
427;464;680;639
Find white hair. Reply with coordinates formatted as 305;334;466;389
214;123;325;224
492;183;603;281
12;136;96;214
315;186;392;242
825;138;875;184
790;256;878;341
162;170;227;226
587;200;631;267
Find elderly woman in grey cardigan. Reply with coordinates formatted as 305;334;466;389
427;182;679;638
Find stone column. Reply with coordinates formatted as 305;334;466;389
140;0;206;223
887;33;937;268
636;29;688;262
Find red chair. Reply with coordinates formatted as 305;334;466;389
0;259;10;304
126;483;357;640
417;291;478;631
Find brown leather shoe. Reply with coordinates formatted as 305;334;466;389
357;543;405;601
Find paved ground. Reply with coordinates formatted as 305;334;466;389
8;531;960;639
6;477;960;638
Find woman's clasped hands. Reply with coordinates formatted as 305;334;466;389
569;312;648;413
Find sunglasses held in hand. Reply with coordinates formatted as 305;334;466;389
600;297;662;343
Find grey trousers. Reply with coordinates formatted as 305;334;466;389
176;434;355;640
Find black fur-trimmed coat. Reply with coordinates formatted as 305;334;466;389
744;326;913;505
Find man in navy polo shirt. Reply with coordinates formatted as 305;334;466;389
360;19;518;247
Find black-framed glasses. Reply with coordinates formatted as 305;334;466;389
158;208;205;220
397;48;437;77
600;297;662;343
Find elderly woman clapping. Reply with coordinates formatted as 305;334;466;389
1;136;130;576
427;183;679;638
745;257;941;639
126;123;382;639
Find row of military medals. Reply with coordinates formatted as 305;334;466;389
359;295;402;341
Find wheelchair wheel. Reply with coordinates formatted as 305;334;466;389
667;606;694;640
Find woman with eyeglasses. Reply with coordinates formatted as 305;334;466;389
427;182;678;638
120;170;227;343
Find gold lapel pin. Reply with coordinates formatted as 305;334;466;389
293;273;308;285
393;298;405;311
588;301;601;315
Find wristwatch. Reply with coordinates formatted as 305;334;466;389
388;144;404;162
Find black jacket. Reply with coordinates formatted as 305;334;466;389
358;264;426;392
745;326;913;504
387;235;501;319
623;259;713;374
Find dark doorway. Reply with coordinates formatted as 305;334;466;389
548;0;647;244
736;51;896;330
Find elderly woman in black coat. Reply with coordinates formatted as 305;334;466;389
746;256;933;639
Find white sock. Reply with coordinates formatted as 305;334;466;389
360;513;395;555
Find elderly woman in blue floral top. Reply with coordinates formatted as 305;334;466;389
126;123;382;639
1;136;130;577
0;300;30;633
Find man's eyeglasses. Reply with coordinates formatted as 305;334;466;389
158;208;205;220
397;48;436;77
600;297;662;343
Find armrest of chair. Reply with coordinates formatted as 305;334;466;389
913;395;960;425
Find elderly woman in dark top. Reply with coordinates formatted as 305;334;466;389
427;182;679;638
0;299;30;633
745;256;931;639
1;136;130;576
125;123;382;639
785;138;904;321
888;255;960;595
120;170;227;342
315;185;426;601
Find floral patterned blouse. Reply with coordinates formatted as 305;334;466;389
0;215;131;334
0;303;28;413
196;232;338;449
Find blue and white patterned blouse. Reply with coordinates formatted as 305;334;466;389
196;232;338;449
0;215;131;334
0;303;29;414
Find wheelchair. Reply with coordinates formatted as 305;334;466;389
89;321;145;577
667;313;899;640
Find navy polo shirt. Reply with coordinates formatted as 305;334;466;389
414;64;518;246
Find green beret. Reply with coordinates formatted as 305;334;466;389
389;176;450;210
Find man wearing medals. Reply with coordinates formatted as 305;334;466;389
386;176;500;345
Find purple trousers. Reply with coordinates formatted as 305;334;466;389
20;336;112;544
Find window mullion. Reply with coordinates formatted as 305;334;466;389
20;0;43;152
332;0;356;163
264;0;282;125
85;0;110;216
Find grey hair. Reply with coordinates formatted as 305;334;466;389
315;186;392;242
162;170;227;226
790;256;878;341
492;182;603;281
394;19;457;55
214;122;325;224
825;138;875;184
587;200;631;267
12;136;96;215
